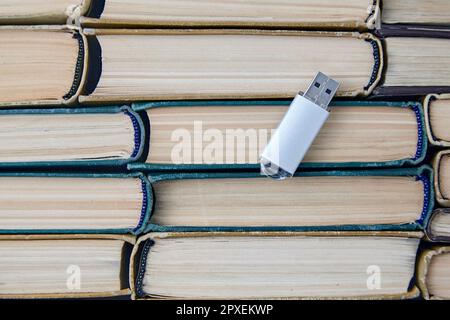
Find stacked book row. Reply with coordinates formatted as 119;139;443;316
1;0;450;300
3;27;450;105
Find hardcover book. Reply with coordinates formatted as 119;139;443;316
129;100;426;171
0;173;151;235
417;246;450;300
426;208;450;242
3;27;450;105
80;0;380;30
131;231;422;300
424;94;450;147
0;26;86;107
0;0;91;24
144;166;433;232
381;0;450;27
0;0;381;29
432;150;450;207
0;106;143;167
78;29;382;103
373;36;450;96
0;234;134;299
3;0;450;31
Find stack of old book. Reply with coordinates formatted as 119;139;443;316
1;0;450;300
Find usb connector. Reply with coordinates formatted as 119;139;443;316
303;71;340;111
260;72;340;180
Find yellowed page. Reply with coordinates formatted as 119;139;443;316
0;30;79;104
146;105;418;164
81;31;377;102
143;235;419;298
439;154;450;201
90;0;377;28
151;175;424;227
429;98;450;143
382;0;450;25
0;239;124;295
0;177;143;230
0;0;84;24
426;252;450;299
384;37;450;87
0;113;134;162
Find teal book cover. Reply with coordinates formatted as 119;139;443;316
0;172;151;235
0;105;144;168
129;100;427;171
144;165;433;233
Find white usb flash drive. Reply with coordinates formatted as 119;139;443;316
260;72;340;180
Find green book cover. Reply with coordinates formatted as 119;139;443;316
129;100;427;171
0;172;151;235
0;105;144;168
144;165;433;233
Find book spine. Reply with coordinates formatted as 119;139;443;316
144;166;434;233
63;32;85;101
365;38;382;91
131;175;152;235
